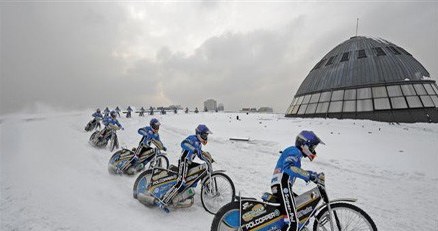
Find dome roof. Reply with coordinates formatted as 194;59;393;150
286;36;438;123
296;36;430;96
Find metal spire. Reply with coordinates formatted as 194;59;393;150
356;18;359;37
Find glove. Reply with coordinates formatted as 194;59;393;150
308;171;318;182
162;146;167;151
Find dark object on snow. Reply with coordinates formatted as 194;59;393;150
229;137;250;142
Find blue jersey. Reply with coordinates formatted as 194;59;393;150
103;117;122;128
92;112;103;119
138;126;161;146
180;135;204;162
271;146;314;186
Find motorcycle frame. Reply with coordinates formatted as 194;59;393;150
234;180;359;231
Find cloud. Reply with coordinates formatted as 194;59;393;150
1;2;437;114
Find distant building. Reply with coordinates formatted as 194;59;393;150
204;99;217;111
217;103;224;111
169;105;183;110
241;108;257;112
286;36;438;123
258;107;273;113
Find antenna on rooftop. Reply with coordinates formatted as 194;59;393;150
355;18;359;37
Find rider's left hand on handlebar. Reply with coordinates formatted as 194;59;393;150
317;172;325;182
309;171;318;182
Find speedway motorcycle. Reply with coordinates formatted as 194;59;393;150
133;152;235;215
89;124;120;152
211;173;377;231
108;140;169;175
84;117;102;132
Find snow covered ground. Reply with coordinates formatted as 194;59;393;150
1;110;437;230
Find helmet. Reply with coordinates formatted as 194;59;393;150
110;110;117;118
96;108;101;113
196;124;212;145
150;118;160;131
295;130;324;161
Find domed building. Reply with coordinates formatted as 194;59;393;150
285;36;438;123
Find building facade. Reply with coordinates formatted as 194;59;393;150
285;36;438;123
204;99;217;111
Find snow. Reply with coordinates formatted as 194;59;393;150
1;111;437;230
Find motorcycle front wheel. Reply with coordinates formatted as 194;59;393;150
110;134;119;152
201;172;235;215
132;169;154;199
145;154;169;170
313;202;377;231
210;201;240;231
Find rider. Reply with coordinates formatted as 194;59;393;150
115;106;121;117
92;108;103;120
104;107;110;117
89;108;103;128
129;118;167;171
270;130;324;231
159;124;212;210
126;106;133;118
100;111;123;140
139;107;146;116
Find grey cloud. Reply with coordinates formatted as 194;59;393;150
1;2;437;114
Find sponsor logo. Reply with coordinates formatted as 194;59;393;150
297;206;313;219
242;202;253;210
185;174;200;182
152;175;177;185
242;204;266;222
283;189;295;222
244;209;280;229
271;186;278;194
267;226;281;231
152;171;168;181
285;156;298;163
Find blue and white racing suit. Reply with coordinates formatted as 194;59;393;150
131;126;166;166
138;126;162;147
101;117;122;140
162;135;205;204
92;112;103;119
103;117;122;128
271;146;316;231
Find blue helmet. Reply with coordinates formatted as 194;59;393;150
295;130;324;160
110;110;117;118
150;118;160;130
196;124;212;143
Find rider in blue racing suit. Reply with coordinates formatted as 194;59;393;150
100;111;123;140
159;124;212;210
271;130;324;231
92;109;103;120
129;118;167;170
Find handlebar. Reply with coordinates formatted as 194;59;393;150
313;172;325;186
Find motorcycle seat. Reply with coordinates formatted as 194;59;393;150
169;165;178;172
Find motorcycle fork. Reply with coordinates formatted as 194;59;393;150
320;185;337;231
148;149;160;169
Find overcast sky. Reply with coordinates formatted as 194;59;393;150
1;1;437;114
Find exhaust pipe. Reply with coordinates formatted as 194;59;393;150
137;193;156;206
